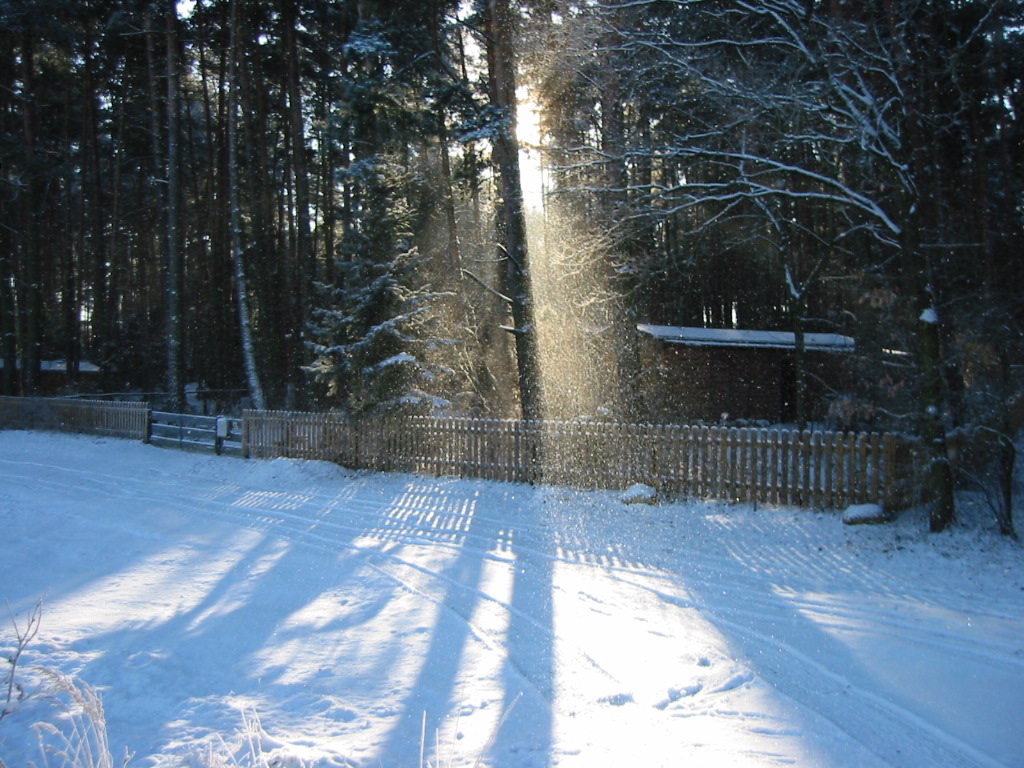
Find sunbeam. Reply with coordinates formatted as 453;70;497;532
519;92;630;423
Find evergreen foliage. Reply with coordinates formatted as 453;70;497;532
306;156;450;414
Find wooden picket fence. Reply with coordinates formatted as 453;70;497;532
0;396;150;440
0;397;909;509
243;410;907;509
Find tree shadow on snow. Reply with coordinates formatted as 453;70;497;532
372;480;555;768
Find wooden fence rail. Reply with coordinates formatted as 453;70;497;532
243;410;905;509
0;396;150;440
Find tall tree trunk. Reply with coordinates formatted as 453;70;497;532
893;2;956;533
912;257;956;533
104;89;126;392
165;2;185;410
429;0;462;268
599;20;626;221
20;28;41;395
62;80;80;386
81;28;106;375
145;10;165;360
229;0;265;410
238;27;282;405
0;241;14;395
791;294;809;430
485;0;541;421
901;140;955;532
283;1;313;407
1;28;16;394
316;89;336;285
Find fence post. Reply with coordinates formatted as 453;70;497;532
883;432;898;510
855;432;869;504
868;432;881;505
711;426;723;500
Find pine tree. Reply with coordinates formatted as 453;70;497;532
306;157;449;413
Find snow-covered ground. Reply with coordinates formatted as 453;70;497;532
1;430;1022;768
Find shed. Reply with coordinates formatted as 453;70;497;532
636;324;854;423
0;359;102;396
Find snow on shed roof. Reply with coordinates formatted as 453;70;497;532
637;324;855;352
0;359;101;372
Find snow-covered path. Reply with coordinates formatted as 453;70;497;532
1;431;1022;767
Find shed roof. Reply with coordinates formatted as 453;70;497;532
0;359;101;372
637;324;855;352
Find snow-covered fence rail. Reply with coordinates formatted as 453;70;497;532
242;410;906;509
0;396;149;440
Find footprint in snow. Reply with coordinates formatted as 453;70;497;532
706;671;755;694
599;692;634;707
654;684;703;710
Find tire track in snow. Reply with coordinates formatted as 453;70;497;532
610;571;1014;768
0;456;617;706
4;456;1020;685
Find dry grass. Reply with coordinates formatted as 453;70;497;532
31;669;131;768
5;603;512;768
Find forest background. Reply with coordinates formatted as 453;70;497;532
1;0;1022;531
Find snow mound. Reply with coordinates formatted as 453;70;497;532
842;503;888;525
236;456;354;490
621;483;658;505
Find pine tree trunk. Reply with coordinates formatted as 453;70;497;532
20;28;41;395
428;0;462;268
82;29;107;372
486;0;542;421
886;0;956;532
229;0;265;411
915;292;956;532
0;32;14;395
0;250;13;395
903;186;955;532
283;3;313;405
792;303;808;431
165;3;184;411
